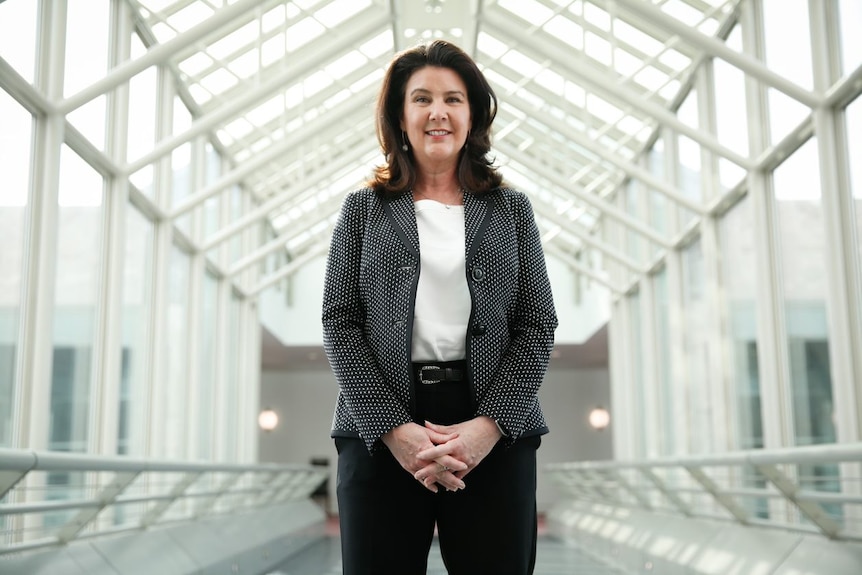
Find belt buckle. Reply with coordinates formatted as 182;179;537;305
419;365;443;384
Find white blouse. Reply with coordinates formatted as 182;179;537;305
411;199;471;362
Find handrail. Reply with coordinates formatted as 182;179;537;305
545;442;862;541
0;447;328;556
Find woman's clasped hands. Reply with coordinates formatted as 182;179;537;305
382;416;503;493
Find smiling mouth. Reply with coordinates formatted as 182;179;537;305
426;130;450;136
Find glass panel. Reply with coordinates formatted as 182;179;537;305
197;272;218;460
648;141;668;258
127;36;157;196
224;294;241;461
629;290;646;459
52;146;104;452
653;268;674;455
681;238;712;453
773;139;836;448
230;187;243;264
172;96;193;235
714;27;748;191
677;93;702;226
763;0;813;145
0;0;38;84
719;194;762;451
847;97;862;314
0;90;32;447
118;206;154;456
64;0;109;150
839;0;862;77
164;245;190;459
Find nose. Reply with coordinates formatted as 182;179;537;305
429;103;447;121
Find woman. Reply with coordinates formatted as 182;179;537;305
322;40;558;575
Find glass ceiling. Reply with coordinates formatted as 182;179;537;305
127;0;742;271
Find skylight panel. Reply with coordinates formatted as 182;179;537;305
613;47;642;77
583;1;611;32
262;4;287;32
534;68;564;94
294;0;325;10
584;32;611;66
359;31;393;58
587;95;624;126
661;0;705;27
208;20;258;60
228;48;260;79
286;17;326;51
325;51;368;80
225;116;254;141
303;69;334;98
500;50;541;78
137;0;175;14
246;94;284;127
617;115;645;137
284;83;303;108
167;1;213;33
324;88;351;110
565;80;585;107
543;15;584;49
178;51;213;77
658;48;691;71
613;18;663;57
262;34;286;67
483;68;518;94
633;65;669;92
151;21;176;43
498;0;554;27
349;68;385;93
477;32;508;60
188;83;211;104
314;0;371;28
200;67;238;94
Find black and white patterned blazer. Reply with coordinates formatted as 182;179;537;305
322;186;558;453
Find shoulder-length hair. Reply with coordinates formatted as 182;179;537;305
369;40;503;195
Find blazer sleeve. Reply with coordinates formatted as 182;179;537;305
476;192;558;441
321;191;413;452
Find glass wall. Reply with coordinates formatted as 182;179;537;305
50;145;104;453
719;194;762;450
847;96;862;307
0;89;31;447
773;139;836;448
119;206;154;456
680;238;711;453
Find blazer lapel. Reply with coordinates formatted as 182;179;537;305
383;191;420;258
464;191;493;263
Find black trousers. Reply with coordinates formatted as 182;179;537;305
336;364;540;575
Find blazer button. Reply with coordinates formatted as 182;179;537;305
471;267;486;282
471;324;487;336
393;320;405;328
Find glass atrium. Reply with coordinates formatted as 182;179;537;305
1;0;862;573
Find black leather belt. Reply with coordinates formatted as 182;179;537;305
414;362;465;385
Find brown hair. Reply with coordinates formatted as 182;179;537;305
369;40;503;195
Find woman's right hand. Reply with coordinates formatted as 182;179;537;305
382;422;467;493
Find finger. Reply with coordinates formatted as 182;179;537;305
426;429;458;444
416;444;453;461
424;420;456;433
436;455;468;472
420;474;438;493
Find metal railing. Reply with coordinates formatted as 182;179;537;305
0;448;328;556
545;442;862;541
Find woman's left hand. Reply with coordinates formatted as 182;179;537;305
413;416;502;483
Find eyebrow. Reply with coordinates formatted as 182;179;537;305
409;88;466;97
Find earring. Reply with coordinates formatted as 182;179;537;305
401;131;409;152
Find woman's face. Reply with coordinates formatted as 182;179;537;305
401;66;471;173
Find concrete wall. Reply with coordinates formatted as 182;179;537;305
258;363;613;515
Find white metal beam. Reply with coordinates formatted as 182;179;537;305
481;8;756;170
612;0;822;109
57;0;270;115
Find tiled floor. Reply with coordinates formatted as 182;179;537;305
265;530;625;575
